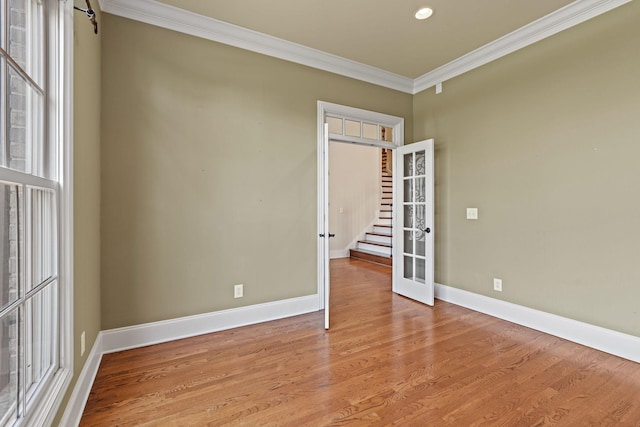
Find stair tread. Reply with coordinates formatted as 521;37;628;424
374;224;392;228
366;234;392;240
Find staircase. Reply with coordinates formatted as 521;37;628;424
350;149;393;266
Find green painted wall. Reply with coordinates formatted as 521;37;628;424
54;7;102;424
413;1;640;336
100;15;413;329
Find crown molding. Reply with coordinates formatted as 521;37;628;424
98;0;629;95
413;0;631;94
96;0;414;93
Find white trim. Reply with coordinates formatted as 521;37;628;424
97;0;413;93
412;0;631;93
330;249;349;259
435;283;640;363
59;0;75;389
58;335;104;427
98;0;629;95
40;2;77;425
101;295;319;353
317;105;325;310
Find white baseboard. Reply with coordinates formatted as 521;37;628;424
330;249;350;259
101;294;319;353
435;283;640;363
58;333;104;427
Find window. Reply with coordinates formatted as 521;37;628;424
0;1;71;425
325;115;397;146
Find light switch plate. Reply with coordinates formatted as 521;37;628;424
467;208;478;220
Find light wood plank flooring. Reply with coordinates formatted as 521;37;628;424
81;259;640;426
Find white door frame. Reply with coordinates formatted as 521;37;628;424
316;101;405;313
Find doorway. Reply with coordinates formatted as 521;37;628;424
317;101;405;328
318;102;436;329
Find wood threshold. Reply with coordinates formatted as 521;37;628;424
80;259;640;425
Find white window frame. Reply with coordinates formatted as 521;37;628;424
0;1;73;425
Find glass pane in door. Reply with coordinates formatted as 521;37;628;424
403;231;413;254
403;205;413;228
404;180;413;199
404;153;413;177
416;258;426;282
416;204;425;231
415;151;425;175
403;256;413;279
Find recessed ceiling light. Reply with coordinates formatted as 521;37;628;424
415;7;434;20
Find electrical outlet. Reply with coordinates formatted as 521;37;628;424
493;278;503;292
234;284;244;298
467;208;478;220
81;331;86;356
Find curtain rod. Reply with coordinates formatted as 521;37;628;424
74;0;98;34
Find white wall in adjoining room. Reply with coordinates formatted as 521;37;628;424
329;142;380;257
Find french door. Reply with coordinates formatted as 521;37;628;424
392;140;434;305
320;123;330;329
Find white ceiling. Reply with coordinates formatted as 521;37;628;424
98;0;630;93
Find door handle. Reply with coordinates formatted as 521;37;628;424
423;227;431;233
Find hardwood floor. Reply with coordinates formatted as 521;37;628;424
80;259;640;426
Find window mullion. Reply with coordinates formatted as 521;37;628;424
0;168;58;190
